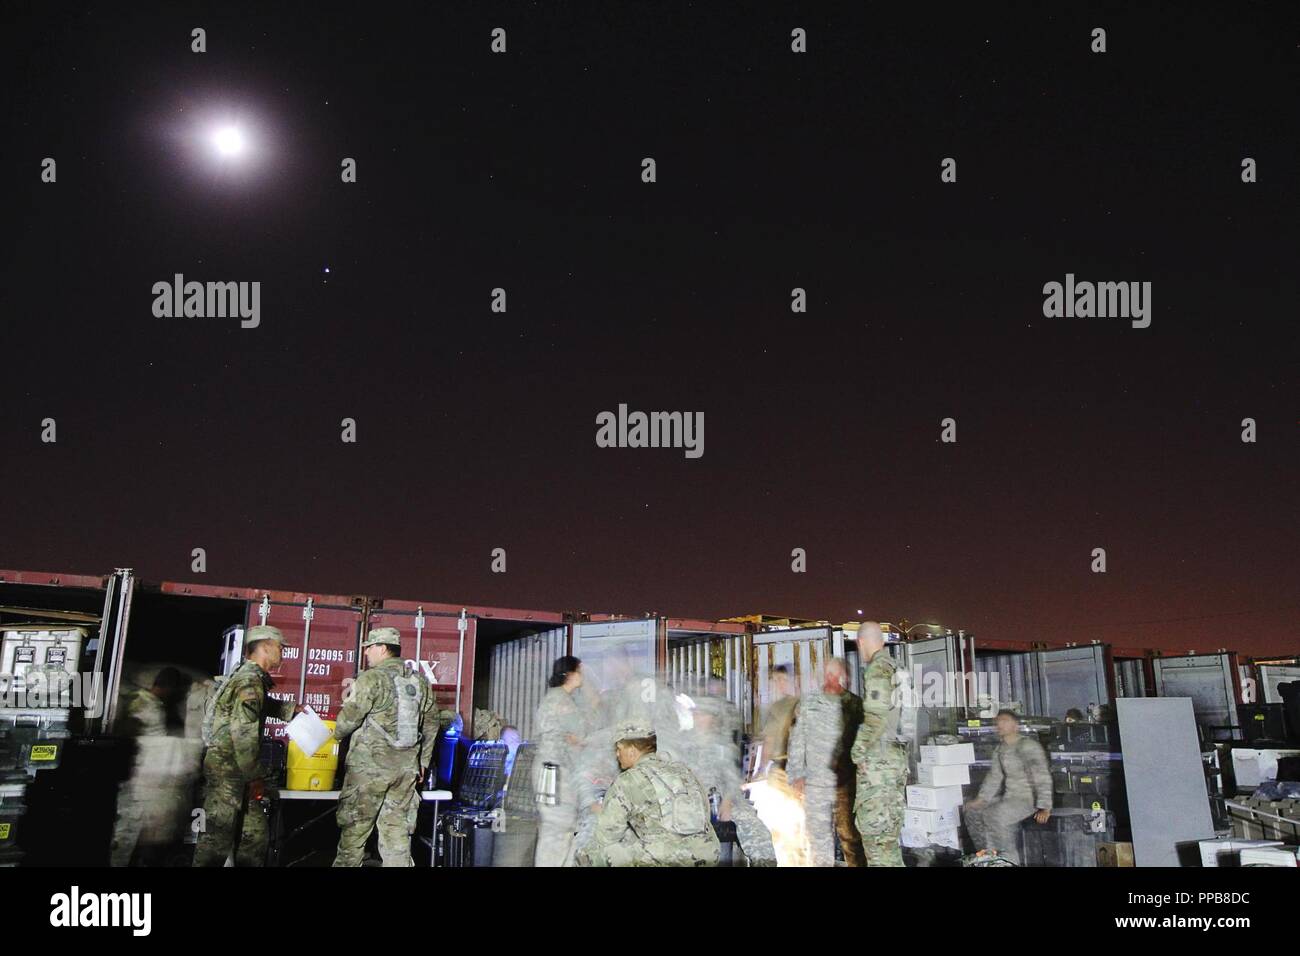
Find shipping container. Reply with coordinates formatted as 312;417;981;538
1150;652;1245;741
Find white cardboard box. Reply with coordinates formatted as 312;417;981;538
900;826;961;850
917;763;970;787
1238;847;1297;867
907;784;965;811
904;806;960;833
1198;838;1285;868
919;743;975;766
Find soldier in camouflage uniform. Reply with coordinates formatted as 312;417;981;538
569;724;619;864
575;721;720;867
533;656;591;867
332;627;444;867
193;626;300;867
787;658;864;866
684;693;777;866
850;623;909;867
964;709;1053;865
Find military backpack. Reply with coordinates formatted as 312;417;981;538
643;761;711;837
365;665;424;749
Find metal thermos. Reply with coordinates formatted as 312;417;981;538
537;762;559;806
708;787;721;822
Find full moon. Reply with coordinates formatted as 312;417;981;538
212;126;245;157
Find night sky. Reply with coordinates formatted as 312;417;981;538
2;3;1296;656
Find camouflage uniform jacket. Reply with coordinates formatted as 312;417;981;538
205;660;294;780
761;695;799;766
581;751;720;866
977;734;1053;810
787;689;863;786
851;649;905;766
334;656;441;772
535;685;589;775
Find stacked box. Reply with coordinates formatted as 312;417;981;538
903;744;976;849
1199;838;1285;867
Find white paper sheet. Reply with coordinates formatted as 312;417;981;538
286;706;332;757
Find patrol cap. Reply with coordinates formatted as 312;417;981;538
244;625;286;649
362;626;402;648
613;720;655;742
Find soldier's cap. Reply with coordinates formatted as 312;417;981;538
243;624;286;648
613;720;655;742
362;626;402;648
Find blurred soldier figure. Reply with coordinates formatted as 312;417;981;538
111;667;188;866
569;724;619;864
333;627;444;867
193;626;300;867
964;709;1053;865
575;721;719;867
850;623;909;867
760;664;799;777
533;656;590;867
686;693;777;866
787;658;864;866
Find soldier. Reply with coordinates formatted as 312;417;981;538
111;667;187;866
332;627;443;867
193;626;300;867
850;623;909;867
685;694;777;866
787;658;864;866
569;724;619;865
759;664;799;776
575;721;720;867
964;709;1053;865
533;656;591;867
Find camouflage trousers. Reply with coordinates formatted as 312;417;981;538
333;763;419;867
804;781;863;867
583;832;720;867
535;800;578;867
965;799;1034;865
853;744;908;867
726;791;777;866
193;773;269;867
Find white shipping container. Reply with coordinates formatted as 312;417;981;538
904;806;960;832
907;784;965;811
917;763;970;787
919;743;975;765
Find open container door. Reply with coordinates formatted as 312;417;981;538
752;626;834;724
571;618;658;706
1033;644;1114;719
664;619;752;735
1151;652;1244;742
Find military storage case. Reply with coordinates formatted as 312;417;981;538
1;627;88;705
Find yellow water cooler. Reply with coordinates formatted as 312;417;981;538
285;720;340;791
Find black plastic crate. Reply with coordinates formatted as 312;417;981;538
1050;722;1113;752
1020;807;1115;867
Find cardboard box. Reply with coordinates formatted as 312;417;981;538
1097;841;1134;867
919;743;975;766
1239;847;1298;867
904;806;960;833
917;763;970;787
907;784;964;811
901;826;960;850
1199;838;1285;868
